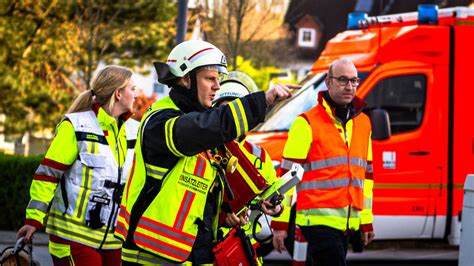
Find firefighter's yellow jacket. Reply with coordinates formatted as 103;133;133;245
116;91;268;264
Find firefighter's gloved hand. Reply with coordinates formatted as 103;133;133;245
265;84;301;106
272;230;288;253
16;224;37;244
260;200;283;217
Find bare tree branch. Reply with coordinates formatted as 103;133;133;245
207;0;284;69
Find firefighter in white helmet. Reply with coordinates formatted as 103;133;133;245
213;72;283;210
116;40;297;265
213;72;285;265
213;71;257;104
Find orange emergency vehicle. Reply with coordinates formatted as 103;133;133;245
247;5;474;246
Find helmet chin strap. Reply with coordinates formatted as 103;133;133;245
170;70;207;112
189;70;207;112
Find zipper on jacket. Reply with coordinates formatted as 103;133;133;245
343;121;352;233
346;149;352;234
344;121;353;200
342;122;349;146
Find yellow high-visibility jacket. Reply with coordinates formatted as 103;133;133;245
117;91;268;264
25;104;138;255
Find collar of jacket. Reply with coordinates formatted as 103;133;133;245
318;91;366;122
91;103;132;129
169;85;207;113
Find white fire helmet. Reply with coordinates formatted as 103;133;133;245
167;40;227;77
213;71;259;106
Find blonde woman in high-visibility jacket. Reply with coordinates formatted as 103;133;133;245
272;58;375;266
115;40;295;265
16;65;139;266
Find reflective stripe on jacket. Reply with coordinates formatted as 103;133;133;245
281;93;372;231
242;140;276;184
117;97;218;262
117;92;268;263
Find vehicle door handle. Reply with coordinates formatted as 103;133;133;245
409;151;430;156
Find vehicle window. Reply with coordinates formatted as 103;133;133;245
363;74;426;134
254;72;370;132
253;74;325;132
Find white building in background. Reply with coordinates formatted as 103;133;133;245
133;68;170;98
0;113;14;154
94;61;168;98
0;113;53;155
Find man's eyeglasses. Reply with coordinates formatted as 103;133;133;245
329;76;360;86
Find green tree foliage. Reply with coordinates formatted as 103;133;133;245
0;152;42;230
0;0;176;134
233;56;297;92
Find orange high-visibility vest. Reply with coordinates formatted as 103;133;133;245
296;102;371;211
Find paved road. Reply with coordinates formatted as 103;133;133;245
0;230;459;266
265;244;458;266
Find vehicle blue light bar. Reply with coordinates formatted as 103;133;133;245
347;12;368;30
418;4;439;25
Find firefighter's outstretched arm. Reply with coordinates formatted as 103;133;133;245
172;92;267;156
170;86;298;156
265;84;301;106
